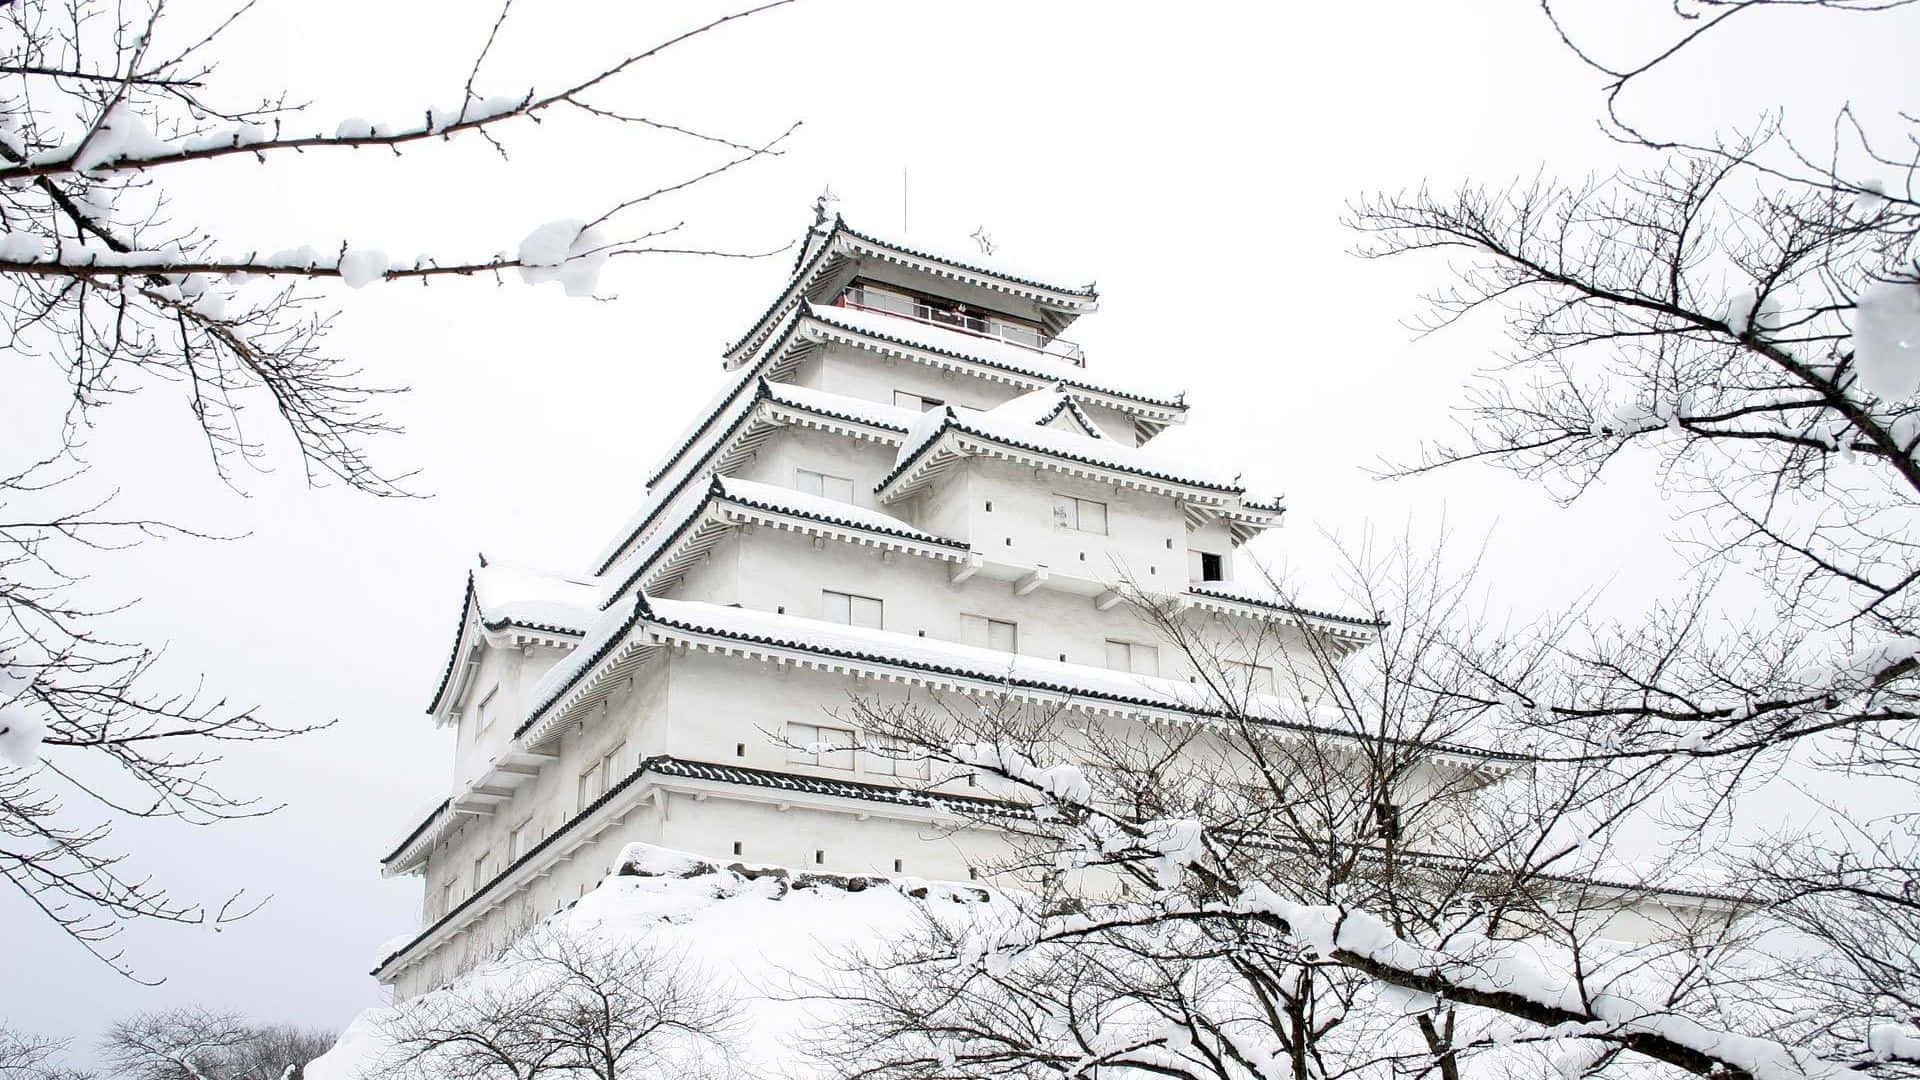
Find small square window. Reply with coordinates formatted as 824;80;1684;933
960;615;1018;653
894;390;944;412
1189;549;1225;582
788;722;855;770
732;841;743;856
1052;494;1108;534
893;858;903;873
1105;640;1160;676
814;849;826;865
796;468;855;502
823;590;883;629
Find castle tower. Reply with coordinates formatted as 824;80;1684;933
372;211;1381;996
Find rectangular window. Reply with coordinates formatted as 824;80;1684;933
601;742;625;788
959;614;1018;653
795;467;855;503
474;685;498;739
823;589;883;629
864;734;931;779
440;880;453;916
1105;639;1160;676
787;722;855;770
508;819;530;862
472;853;489;892
1052;494;1108;534
1225;660;1277;697
1189;549;1225;582
893;390;945;412
577;760;602;811
846;282;916;317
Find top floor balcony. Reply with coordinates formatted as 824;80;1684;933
835;283;1086;367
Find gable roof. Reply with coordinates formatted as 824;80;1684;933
423;566;603;717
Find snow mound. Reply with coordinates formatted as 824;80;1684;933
307;844;995;1080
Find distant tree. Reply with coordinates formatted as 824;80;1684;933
372;927;742;1080
101;1009;334;1080
0;0;794;976
0;1025;94;1080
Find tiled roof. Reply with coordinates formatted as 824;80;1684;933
380;800;449;867
805;304;1184;411
722;215;1098;368
1186;584;1383;632
880;406;1243;498
836;220;1099;301
595;379;915;575
651;757;1009;817
596;475;967;616
424;573;479;715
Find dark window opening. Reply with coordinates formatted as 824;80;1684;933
732;841;742;856
814;849;825;865
1374;800;1402;842
1200;552;1224;582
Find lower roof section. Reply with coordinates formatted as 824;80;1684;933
372;753;1006;979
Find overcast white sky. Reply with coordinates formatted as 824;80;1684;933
4;0;1914;1055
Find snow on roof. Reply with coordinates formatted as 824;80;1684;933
723;215;1098;366
472;563;604;633
714;476;959;547
834;218;1099;302
763;379;922;431
985;386;1074;426
594;380;920;576
886;397;1242;495
318;847;997;1080
523;594;649;729
803;303;1183;409
1185;582;1380;633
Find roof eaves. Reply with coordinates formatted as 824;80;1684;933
644;309;807;492
723;221;843;363
424;573;478;716
379;800;449;867
876;418;1241;501
719;489;968;551
511;594;654;740
1185;585;1385;633
646;611;1520;763
805;308;1186;413
836;220;1099;302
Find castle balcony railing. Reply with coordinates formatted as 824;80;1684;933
836;286;1086;367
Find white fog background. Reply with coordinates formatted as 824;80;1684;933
3;0;1915;1053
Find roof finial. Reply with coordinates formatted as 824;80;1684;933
970;225;996;256
812;185;839;229
477;551;489;568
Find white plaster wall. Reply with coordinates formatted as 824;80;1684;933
450;641;568;791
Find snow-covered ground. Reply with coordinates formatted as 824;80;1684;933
307;844;995;1080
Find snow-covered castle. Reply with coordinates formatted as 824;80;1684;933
370;208;1482;996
